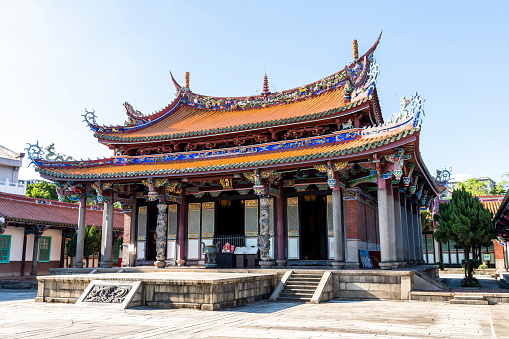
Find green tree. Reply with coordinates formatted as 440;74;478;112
489;173;508;195
434;188;494;285
456;179;489;196
84;225;102;265
26;181;58;200
65;226;102;267
421;211;432;230
65;232;77;258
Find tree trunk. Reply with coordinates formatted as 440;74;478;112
465;247;473;284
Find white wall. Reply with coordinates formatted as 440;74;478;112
2;226;62;262
45;229;62;261
3;226;24;261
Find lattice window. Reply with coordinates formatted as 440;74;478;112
38;237;51;262
0;235;11;263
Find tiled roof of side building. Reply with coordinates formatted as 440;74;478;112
478;196;505;215
0;192;124;229
38;127;419;180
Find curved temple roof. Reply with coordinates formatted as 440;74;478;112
86;34;382;144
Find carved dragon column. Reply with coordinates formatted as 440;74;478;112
246;169;273;267
154;203;168;268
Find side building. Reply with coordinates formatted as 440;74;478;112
25;36;446;270
0;192;124;276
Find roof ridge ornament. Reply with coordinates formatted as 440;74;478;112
82;109;99;132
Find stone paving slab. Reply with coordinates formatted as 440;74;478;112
38;271;274;284
1;289;509;338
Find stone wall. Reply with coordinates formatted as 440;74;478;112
333;272;407;300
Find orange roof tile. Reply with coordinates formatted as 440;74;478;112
479;196;504;214
96;86;373;143
39;127;419;181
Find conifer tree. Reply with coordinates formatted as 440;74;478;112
434;188;494;285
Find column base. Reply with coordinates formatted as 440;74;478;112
154;260;166;268
177;259;186;266
344;262;360;269
74;261;85;269
99;261;114;268
410;261;418;266
30;271;38;276
379;262;394;270
259;260;274;268
276;259;287;266
331;261;346;270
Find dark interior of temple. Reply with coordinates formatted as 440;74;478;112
300;195;327;260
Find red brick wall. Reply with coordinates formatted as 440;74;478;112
0;260;60;277
494;241;504;260
345;200;378;244
366;205;378;245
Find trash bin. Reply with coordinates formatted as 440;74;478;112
234;247;246;268
216;252;234;268
245;246;259;268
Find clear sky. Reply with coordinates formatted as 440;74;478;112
1;1;507;183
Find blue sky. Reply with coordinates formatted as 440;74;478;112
0;1;507;183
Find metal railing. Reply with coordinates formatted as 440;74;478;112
213;234;245;250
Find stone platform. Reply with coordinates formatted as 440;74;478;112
36;266;445;310
36;271;274;310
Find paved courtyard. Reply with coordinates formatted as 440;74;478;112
1;289;508;338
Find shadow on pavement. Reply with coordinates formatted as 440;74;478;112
0;289;37;303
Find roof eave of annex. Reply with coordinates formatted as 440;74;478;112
95;96;373;146
412;135;442;196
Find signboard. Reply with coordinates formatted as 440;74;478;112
483;254;491;262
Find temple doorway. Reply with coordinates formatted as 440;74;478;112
300;194;327;260
146;204;157;261
216;199;244;235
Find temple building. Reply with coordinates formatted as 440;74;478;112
25;35;446;270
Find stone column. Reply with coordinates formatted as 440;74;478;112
75;192;87;268
393;187;404;267
400;193;409;265
128;198;137;267
30;230;40;276
20;228;27;276
386;183;397;268
332;188;345;269
407;200;416;264
177;193;186;266
411;203;420;264
154;203;168;268
434;238;442;264
377;177;392;270
276;184;286;266
100;190;114;268
259;195;272;267
416;208;424;264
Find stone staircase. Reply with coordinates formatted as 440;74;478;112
277;272;323;302
449;294;488;305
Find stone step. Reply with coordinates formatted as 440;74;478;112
286;279;321;284
282;288;316;292
277;296;312;302
291;273;323;277
450;299;489;305
454;295;485;300
280;290;315;295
